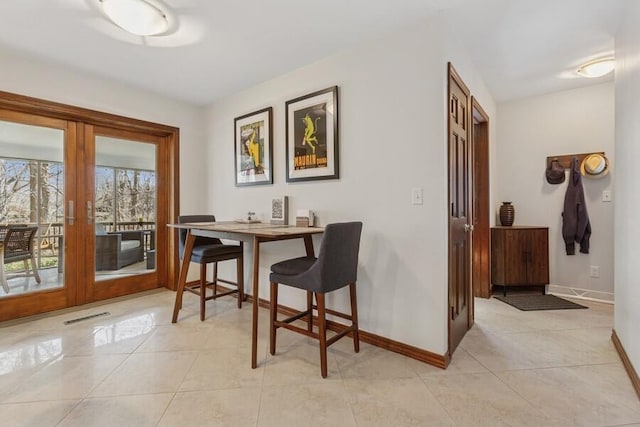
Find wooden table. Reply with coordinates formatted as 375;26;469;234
169;221;324;368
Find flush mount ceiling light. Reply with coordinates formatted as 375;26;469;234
99;0;169;36
576;57;615;78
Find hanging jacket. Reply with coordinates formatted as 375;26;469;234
562;157;591;254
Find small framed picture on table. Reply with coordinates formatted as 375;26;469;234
270;196;288;225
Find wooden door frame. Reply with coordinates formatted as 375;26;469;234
471;97;490;300
0;90;180;321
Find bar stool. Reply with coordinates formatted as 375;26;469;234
177;215;244;321
268;221;363;377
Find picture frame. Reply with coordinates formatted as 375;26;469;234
234;106;273;186
285;86;339;182
270;196;289;225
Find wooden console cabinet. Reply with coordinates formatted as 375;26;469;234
490;226;549;296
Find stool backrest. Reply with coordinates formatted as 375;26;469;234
314;221;363;292
177;215;222;257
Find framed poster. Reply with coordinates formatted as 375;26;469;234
285;86;339;182
234;106;273;186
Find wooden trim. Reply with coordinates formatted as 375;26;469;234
448;63;471;97
0;90;178;135
612;329;640;400
167;133;180;290
178;281;448;369
254;291;446;369
471;96;490;300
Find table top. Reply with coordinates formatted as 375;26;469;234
167;221;324;238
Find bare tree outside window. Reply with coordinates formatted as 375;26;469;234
95;166;115;225
94;166;155;228
2;156;155;269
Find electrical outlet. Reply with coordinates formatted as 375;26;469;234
590;265;600;278
411;187;423;205
602;190;612;202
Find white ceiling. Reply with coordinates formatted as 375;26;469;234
0;0;626;106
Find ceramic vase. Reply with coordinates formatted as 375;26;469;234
499;202;515;226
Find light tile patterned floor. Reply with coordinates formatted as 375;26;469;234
0;291;639;426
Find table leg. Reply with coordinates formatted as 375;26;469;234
251;236;261;369
303;235;315;332
172;230;195;323
303;235;315;257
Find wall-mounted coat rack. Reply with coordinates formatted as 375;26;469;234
546;152;605;169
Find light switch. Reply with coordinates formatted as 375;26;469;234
411;187;423;205
602;190;612;202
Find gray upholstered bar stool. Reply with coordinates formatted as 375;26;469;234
268;221;363;378
177;215;244;321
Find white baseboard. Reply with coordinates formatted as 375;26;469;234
547;285;614;304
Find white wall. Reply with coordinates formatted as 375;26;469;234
206;17;495;355
0;48;207;213
614;0;640;378
497;83;615;301
0;16;498;357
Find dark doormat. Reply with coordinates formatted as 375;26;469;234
494;294;587;311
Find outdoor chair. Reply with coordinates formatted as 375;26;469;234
95;224;145;271
1;225;42;294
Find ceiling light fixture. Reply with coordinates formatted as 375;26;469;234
99;0;169;36
576;57;615;78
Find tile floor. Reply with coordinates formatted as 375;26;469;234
0;291;639;426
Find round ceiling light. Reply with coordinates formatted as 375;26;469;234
576;57;615;78
99;0;169;36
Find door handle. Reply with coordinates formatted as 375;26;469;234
464;224;475;232
87;201;93;224
66;201;75;225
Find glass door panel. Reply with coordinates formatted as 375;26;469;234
0;110;77;321
85;126;161;302
0;120;65;297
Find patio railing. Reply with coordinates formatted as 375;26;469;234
2;221;156;270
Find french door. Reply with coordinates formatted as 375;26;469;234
0;93;177;322
82;125;167;302
0;110;79;319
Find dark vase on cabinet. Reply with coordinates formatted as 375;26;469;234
499;202;515;226
490;226;549;296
